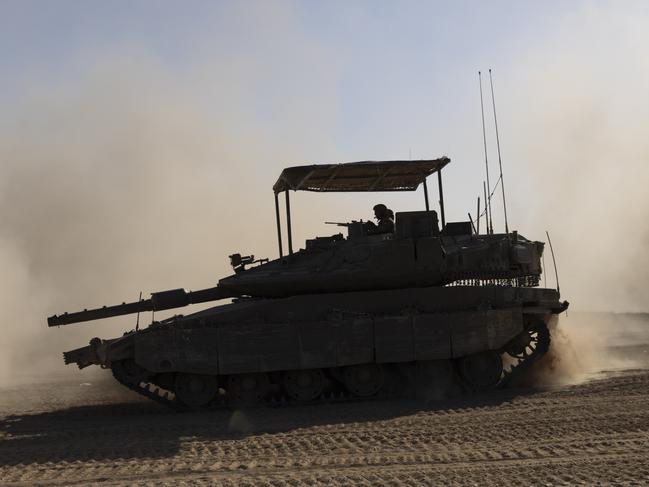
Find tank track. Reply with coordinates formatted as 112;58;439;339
501;319;550;386
112;365;396;412
112;319;551;411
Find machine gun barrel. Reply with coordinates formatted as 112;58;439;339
47;286;234;327
324;221;352;227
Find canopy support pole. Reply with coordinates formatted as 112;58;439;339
423;179;430;211
285;190;293;255
274;192;283;258
438;170;446;228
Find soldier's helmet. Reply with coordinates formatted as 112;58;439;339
373;203;388;218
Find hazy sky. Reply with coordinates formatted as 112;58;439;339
1;1;568;90
0;0;592;167
1;0;648;332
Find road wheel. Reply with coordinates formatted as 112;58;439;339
343;363;384;397
174;373;218;408
283;369;325;402
227;373;270;404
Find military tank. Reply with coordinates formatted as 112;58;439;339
49;157;568;409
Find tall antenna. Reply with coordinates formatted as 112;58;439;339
483;181;489;233
479;71;494;234
488;68;509;234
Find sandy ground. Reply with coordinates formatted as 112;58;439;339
2;316;649;486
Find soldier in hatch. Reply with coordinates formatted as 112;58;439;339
366;203;394;235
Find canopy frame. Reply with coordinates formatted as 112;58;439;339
273;157;449;193
272;158;450;257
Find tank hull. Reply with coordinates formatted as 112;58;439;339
65;285;567;409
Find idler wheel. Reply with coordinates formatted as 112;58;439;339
457;351;503;390
174;373;218;408
283;369;325;402
227;373;270;404
343;364;384;397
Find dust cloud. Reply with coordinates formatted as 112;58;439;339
525;312;649;387
0;60;246;384
495;6;649;385
0;50;337;385
502;4;649;313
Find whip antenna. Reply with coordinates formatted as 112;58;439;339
489;68;509;234
468;212;476;234
545;230;560;296
483;181;489;234
479;71;494;234
135;291;142;331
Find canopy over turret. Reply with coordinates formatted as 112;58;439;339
273;157;450;193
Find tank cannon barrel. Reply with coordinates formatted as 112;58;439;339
47;286;234;327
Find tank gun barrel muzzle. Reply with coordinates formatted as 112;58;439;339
47;286;234;327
